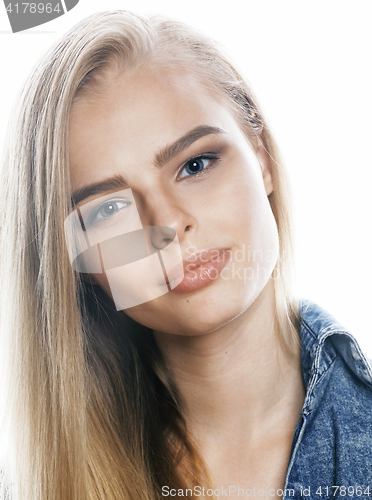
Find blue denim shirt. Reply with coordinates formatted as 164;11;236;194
283;300;372;499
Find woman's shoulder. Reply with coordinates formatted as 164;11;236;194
285;300;372;490
298;298;372;396
298;298;372;445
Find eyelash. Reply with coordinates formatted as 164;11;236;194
86;198;130;227
81;153;221;226
177;154;221;180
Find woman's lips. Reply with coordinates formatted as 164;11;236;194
169;247;230;295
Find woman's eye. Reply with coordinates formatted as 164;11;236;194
178;157;212;179
88;199;130;226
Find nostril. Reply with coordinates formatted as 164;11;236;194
147;226;177;250
185;225;190;232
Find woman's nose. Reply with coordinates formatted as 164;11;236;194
148;225;177;250
136;190;195;250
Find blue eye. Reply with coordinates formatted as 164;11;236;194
87;199;130;226
178;157;212;179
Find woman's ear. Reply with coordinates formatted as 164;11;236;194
256;143;273;196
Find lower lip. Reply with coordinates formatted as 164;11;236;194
170;250;230;295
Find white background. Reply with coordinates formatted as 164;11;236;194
1;1;371;354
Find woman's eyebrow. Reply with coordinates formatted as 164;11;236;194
71;175;127;207
155;125;225;167
71;126;225;207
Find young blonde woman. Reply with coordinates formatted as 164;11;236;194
1;10;372;500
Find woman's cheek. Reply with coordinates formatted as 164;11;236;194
210;173;279;291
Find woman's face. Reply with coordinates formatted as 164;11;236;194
69;64;279;336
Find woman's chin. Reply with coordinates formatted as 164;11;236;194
159;283;255;336
124;260;273;336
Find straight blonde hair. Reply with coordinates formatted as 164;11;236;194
0;11;299;500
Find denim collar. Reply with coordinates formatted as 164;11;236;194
299;299;372;415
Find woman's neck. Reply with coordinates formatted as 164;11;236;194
153;281;305;447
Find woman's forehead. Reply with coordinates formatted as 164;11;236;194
73;63;219;111
68;66;239;186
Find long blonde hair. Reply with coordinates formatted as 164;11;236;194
0;11;299;500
